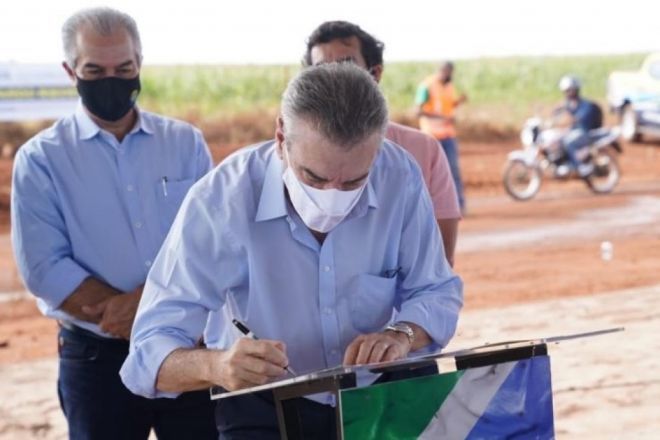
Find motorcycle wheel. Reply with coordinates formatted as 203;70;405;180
503;159;542;201
585;148;620;194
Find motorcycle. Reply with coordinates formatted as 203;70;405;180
503;118;623;201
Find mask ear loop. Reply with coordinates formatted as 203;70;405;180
281;141;289;164
281;141;293;168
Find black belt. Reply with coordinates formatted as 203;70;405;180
57;320;126;344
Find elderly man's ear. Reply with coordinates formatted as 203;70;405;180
62;62;77;84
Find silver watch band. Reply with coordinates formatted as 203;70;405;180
385;322;415;344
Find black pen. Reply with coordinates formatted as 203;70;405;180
231;319;297;376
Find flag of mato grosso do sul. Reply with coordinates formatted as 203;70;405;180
340;356;555;439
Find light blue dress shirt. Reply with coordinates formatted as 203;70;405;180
11;104;212;337
120;140;463;399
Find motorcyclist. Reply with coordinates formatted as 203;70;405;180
553;75;603;177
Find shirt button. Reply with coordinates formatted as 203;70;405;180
134;221;143;229
330;349;339;356
145;260;152;267
323;265;331;272
324;308;333;315
127;185;134;192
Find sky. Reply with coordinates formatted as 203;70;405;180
1;0;659;65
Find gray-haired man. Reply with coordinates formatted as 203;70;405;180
11;7;217;439
120;63;462;438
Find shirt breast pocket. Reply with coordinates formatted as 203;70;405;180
156;178;195;233
349;273;397;334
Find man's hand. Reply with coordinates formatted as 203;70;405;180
59;277;121;323
343;331;411;366
82;286;143;339
207;338;290;391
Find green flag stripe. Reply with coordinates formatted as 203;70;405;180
341;370;465;440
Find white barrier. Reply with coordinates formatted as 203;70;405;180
0;63;77;122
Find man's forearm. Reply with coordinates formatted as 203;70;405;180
58;277;121;323
437;218;459;267
156;347;217;393
157;339;291;393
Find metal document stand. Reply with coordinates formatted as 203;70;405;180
271;344;546;440
272;371;356;440
210;328;622;440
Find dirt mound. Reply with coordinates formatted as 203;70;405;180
0;110;518;159
0;114;518;213
394;111;518;143
0;121;52;157
0;161;12;215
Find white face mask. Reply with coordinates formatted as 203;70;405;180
281;147;366;233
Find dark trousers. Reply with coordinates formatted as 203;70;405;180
439;137;465;211
216;390;335;440
215;365;438;439
57;325;218;440
563;128;590;169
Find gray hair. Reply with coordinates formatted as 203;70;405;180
281;63;388;149
62;7;143;68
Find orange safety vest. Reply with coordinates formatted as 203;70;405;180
418;75;458;140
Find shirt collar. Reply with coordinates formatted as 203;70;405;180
345;176;379;221
135;109;155;135
254;143;380;223
74;103;100;140
255;145;288;222
74;102;154;141
353;145;381;213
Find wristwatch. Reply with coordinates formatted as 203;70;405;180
385;322;415;345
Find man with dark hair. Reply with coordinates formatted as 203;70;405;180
417;61;468;214
304;20;461;266
303;21;385;69
11;7;217;439
121;63;462;439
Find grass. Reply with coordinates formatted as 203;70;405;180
140;64;298;119
138;53;648;129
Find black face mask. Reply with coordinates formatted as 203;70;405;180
76;75;141;122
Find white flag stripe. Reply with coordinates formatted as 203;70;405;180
419;361;517;440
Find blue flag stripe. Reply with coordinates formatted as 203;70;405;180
466;355;555;439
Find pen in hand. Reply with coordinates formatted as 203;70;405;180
232;319;297;377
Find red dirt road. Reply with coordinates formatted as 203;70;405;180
1;139;659;364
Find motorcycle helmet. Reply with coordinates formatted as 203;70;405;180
559;75;581;92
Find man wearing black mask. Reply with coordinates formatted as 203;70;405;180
11;7;217;439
